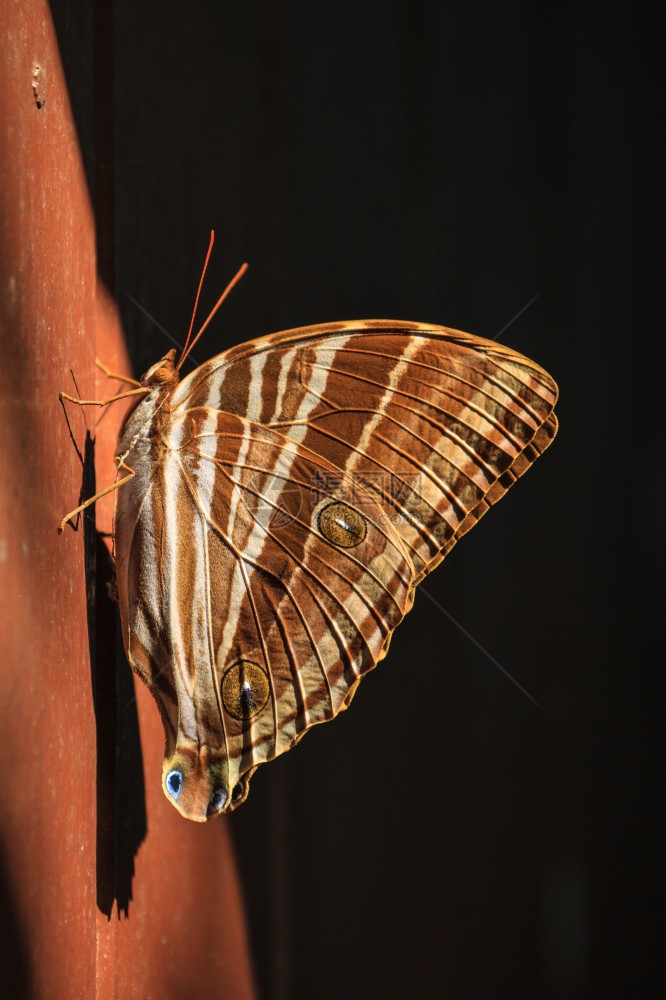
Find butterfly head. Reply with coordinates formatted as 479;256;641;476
140;348;179;388
161;744;249;820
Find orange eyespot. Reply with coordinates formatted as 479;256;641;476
221;661;270;720
318;502;367;548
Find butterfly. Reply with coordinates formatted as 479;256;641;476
61;250;558;821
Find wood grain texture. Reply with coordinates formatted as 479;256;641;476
0;3;255;996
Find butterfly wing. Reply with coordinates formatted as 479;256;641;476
115;401;414;820
118;321;557;819
174;321;558;584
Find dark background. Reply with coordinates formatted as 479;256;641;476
55;1;663;998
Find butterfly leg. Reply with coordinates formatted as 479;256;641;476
58;458;136;533
59;385;149;407
94;358;143;388
58;376;147;531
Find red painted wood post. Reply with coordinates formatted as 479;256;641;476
0;3;256;996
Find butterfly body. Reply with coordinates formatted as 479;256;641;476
113;321;557;820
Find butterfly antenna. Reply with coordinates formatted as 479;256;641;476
179;231;215;365
177;230;248;370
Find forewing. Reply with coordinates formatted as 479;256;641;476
174;321;558;583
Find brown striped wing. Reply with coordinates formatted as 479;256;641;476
118;320;557;820
174;321;558;585
115;404;414;821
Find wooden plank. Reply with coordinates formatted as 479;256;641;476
0;3;98;995
0;3;256;996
